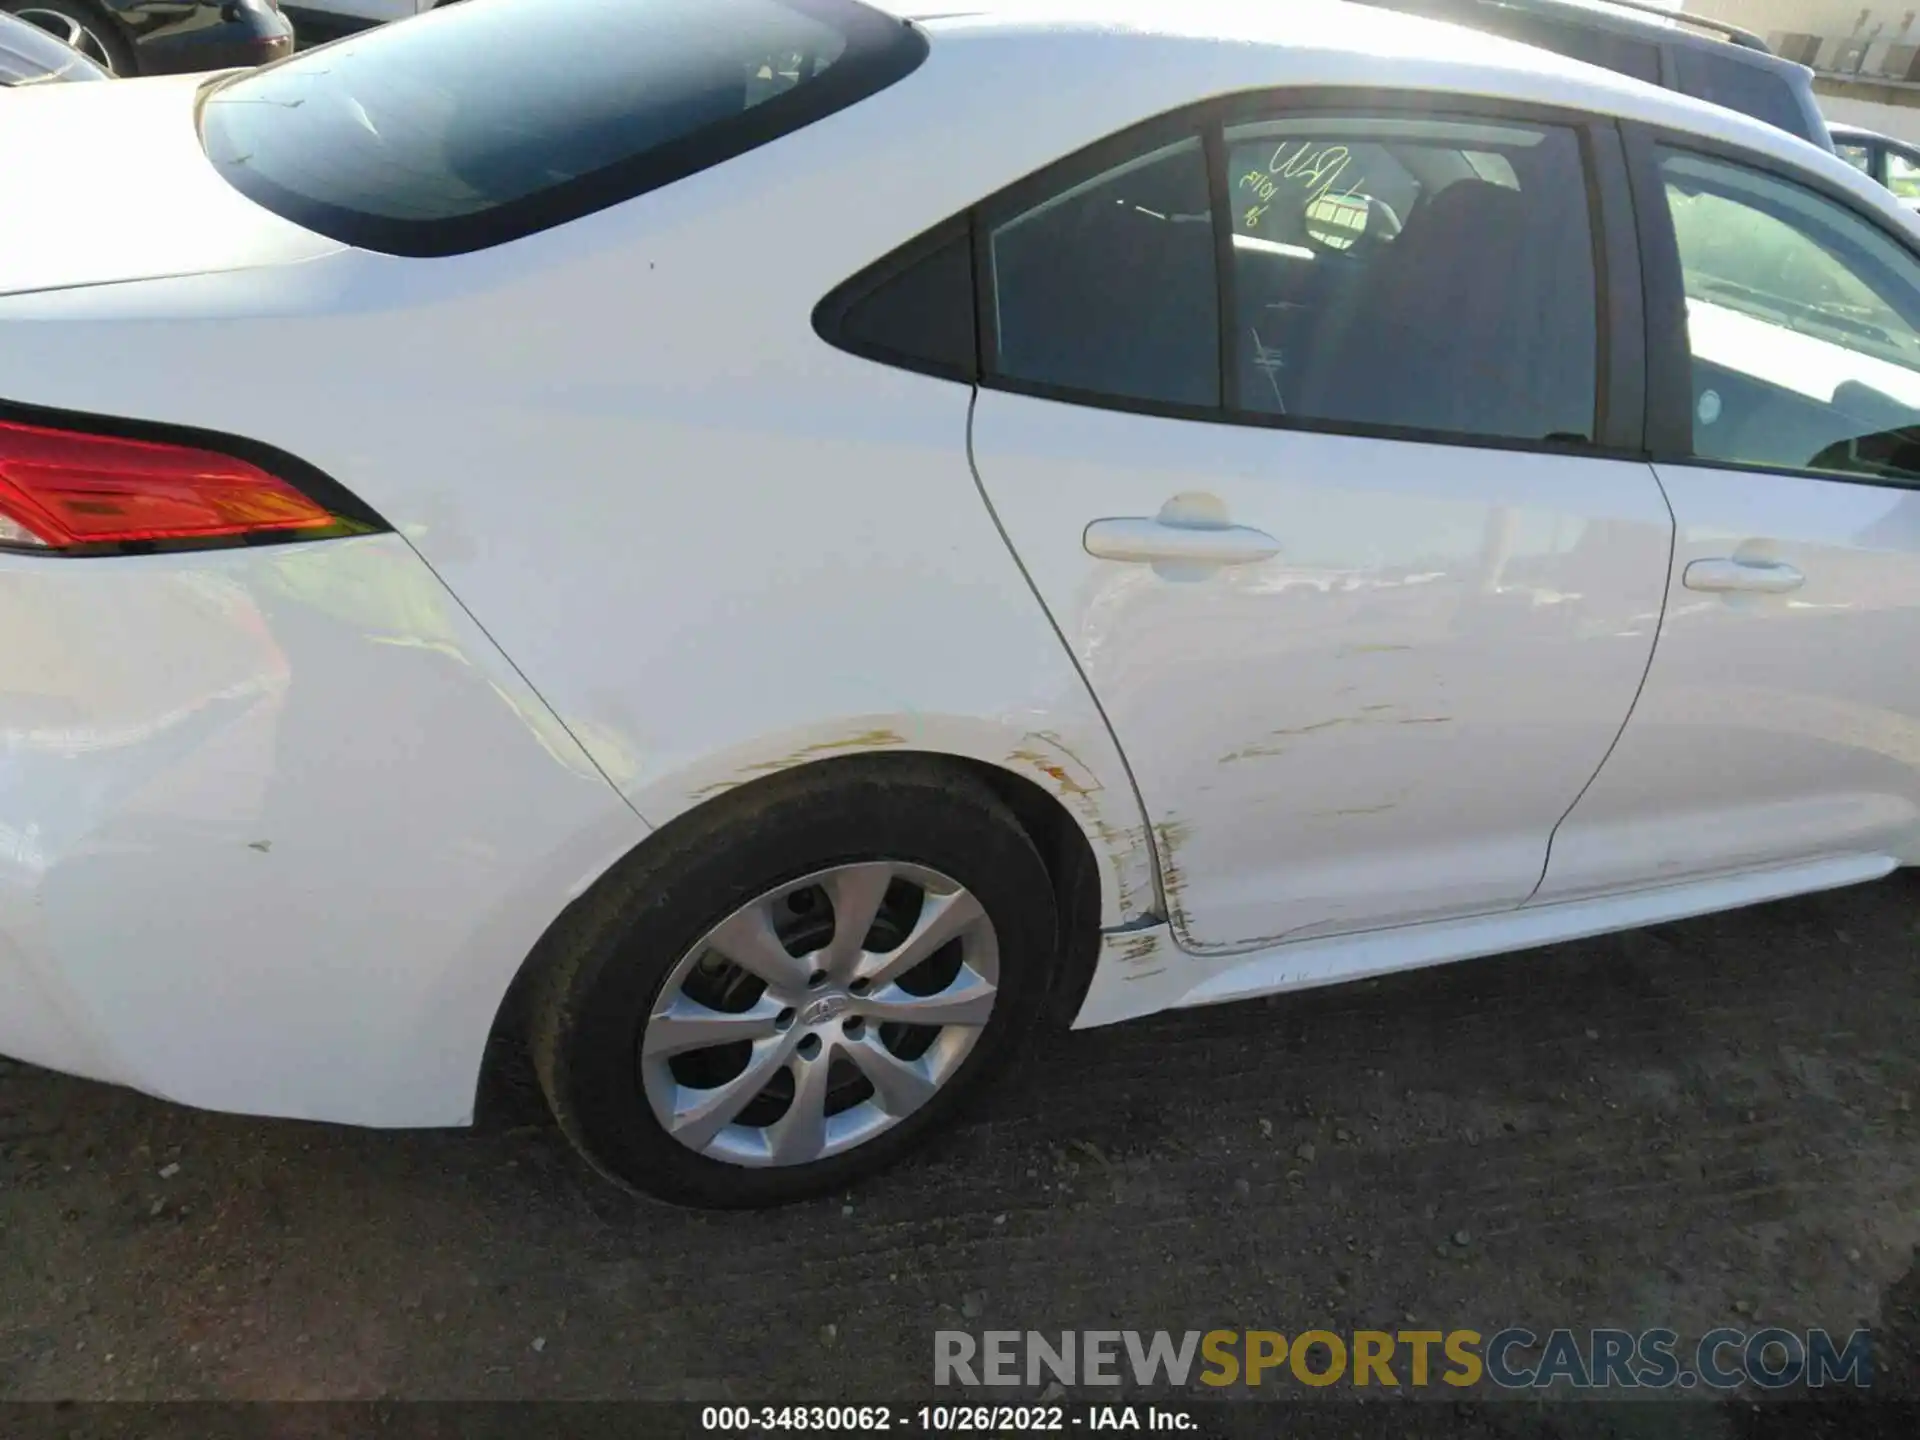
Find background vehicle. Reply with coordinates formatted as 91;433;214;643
1;0;1918;1208
1350;0;1833;150
1831;121;1920;213
0;6;105;80
280;0;446;43
3;0;291;76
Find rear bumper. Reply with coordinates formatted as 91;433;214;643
132;9;294;77
0;534;647;1126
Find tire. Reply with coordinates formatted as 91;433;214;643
530;756;1059;1208
7;0;135;75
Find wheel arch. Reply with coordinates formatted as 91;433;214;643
476;741;1141;1120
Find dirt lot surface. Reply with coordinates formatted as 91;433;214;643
2;874;1917;1435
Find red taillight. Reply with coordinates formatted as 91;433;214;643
0;419;340;553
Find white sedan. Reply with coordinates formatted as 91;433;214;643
3;0;1919;1208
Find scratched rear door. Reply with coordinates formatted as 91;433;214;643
964;98;1674;953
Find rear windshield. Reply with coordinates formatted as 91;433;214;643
1475;10;1662;86
198;0;926;257
1670;47;1819;145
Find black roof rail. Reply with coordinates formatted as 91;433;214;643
1571;0;1773;51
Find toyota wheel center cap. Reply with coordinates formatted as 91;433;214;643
801;994;850;1027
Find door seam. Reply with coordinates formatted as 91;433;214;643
963;386;1169;922
1527;462;1678;902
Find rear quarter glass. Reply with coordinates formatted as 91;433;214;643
196;0;928;258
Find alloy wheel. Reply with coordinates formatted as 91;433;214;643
15;8;116;72
640;861;1000;1168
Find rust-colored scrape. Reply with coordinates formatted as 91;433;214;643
1273;717;1355;736
689;728;908;799
1009;733;1156;919
1114;931;1161;965
1154;818;1191;930
1219;741;1288;765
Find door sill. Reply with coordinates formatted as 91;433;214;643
1071;852;1897;1029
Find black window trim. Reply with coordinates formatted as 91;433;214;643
811;214;978;383
1621;118;1920;490
959;87;1645;463
198;0;931;259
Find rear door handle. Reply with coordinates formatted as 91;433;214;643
1682;558;1806;595
1083;518;1281;566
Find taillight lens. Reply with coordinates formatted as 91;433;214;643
0;419;344;553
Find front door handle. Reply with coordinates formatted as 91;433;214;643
1083;517;1281;566
1682;557;1806;595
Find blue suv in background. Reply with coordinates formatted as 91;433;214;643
1352;0;1834;151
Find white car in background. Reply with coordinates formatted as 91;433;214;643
4;0;1920;1209
1830;121;1920;214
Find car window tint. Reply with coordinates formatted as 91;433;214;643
197;0;922;256
1659;148;1920;483
1669;48;1808;139
1835;142;1875;176
1888;147;1920;201
987;136;1220;408
1475;9;1662;85
1224;115;1596;444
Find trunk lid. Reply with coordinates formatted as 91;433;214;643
0;73;343;298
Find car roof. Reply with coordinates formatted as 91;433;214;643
854;1;1908;228
1427;0;1763;53
875;0;1798;78
1382;0;1814;77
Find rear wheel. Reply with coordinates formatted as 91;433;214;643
530;758;1058;1208
8;0;134;75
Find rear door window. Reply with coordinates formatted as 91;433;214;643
1224;114;1599;444
198;0;926;256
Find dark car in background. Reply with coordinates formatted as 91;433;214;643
0;6;105;80
3;0;291;76
1350;0;1833;151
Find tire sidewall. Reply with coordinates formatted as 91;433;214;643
542;765;1057;1208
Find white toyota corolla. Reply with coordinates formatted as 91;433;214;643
3;0;1918;1207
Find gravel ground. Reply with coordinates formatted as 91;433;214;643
2;874;1917;1433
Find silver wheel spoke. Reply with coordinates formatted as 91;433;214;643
705;902;811;996
816;862;894;980
765;1049;835;1164
643;994;784;1058
642;859;1001;1168
667;1033;796;1152
846;1034;940;1116
858;888;986;989
857;971;997;1029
